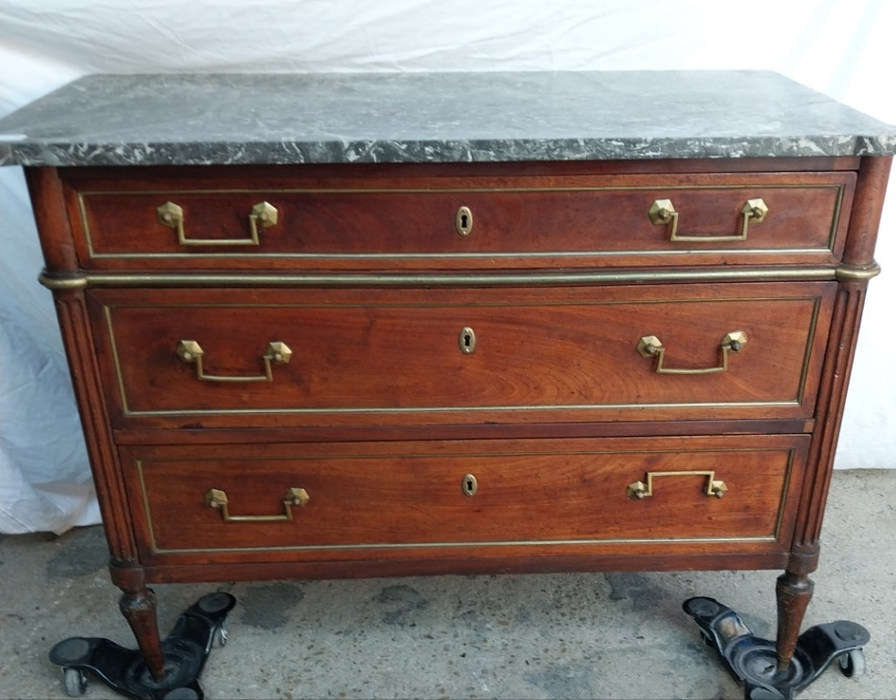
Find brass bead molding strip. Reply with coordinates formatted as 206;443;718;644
835;261;882;280
38;272;90;290
38;266;848;290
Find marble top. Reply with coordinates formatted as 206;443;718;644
1;71;894;167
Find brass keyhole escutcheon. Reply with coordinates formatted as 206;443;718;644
455;206;473;236
459;327;476;353
462;474;478;496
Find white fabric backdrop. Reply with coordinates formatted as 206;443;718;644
2;0;895;534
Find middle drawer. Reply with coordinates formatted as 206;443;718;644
90;281;834;429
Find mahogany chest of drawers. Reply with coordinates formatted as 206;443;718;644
1;71;894;698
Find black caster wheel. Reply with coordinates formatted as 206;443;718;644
63;667;87;697
212;621;228;648
838;648;866;678
746;687;787;700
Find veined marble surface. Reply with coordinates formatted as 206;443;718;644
1;71;894;166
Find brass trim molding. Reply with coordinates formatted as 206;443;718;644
41;266;839;290
37;271;89;290
835;260;882;280
39;262;873;290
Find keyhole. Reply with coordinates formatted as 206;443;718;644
462;474;478;496
455;206;473;236
459;327;476;353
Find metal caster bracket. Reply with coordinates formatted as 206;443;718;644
49;592;236;700
683;596;869;700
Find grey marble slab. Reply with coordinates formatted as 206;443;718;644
1;71;894;166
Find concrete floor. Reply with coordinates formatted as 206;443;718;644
1;469;894;700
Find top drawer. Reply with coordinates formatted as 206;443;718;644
62;165;855;271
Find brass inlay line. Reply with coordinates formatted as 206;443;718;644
78;192;95;258
778;450;797;540
139;445;796;461
118;401;801;418
79;184;845;196
795;298;822;404
105;307;131;414
105;294;823;309
39;266;840;290
149;535;780;555
133;447;795;555
830;181;846;250
78;247;839;261
77;183;846;260
136;460;159;554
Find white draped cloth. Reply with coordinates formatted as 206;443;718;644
1;0;895;534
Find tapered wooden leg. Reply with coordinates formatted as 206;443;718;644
119;585;167;680
775;570;814;671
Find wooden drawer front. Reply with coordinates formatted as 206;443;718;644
70;169;854;270
124;435;807;562
93;282;833;427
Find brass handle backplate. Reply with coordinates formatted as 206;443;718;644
177;339;292;382
648;197;768;242
627;471;728;500
205;487;309;522
157;200;278;246
637;330;747;375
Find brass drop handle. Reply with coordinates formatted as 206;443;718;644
627;471;728;500
637;330;747;375
157;200;278;246
648;197;768;242
177;340;292;382
205;487;309;522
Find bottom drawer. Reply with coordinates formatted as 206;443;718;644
124;435;808;565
